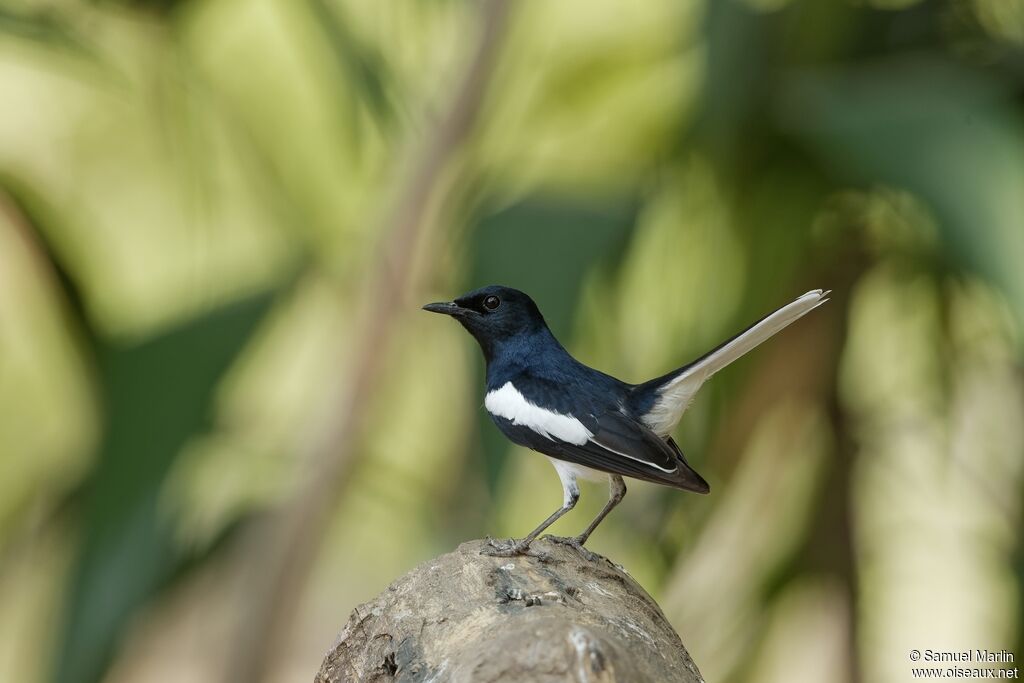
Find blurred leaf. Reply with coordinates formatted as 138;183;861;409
467;195;637;490
0;6;96;58
781;57;1024;334
304;0;397;133
0;176;90;334
54;292;274;683
688;0;769;163
91;0;184;14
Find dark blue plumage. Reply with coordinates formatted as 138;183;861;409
424;284;828;555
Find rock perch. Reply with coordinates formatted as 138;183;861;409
314;537;703;682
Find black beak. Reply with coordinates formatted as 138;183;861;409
422;301;468;317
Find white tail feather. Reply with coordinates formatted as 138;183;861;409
641;289;829;436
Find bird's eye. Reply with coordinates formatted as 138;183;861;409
483;295;500;310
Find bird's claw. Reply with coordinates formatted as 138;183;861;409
545;534;601;563
545;534;584;547
480;536;531;557
480;536;554;560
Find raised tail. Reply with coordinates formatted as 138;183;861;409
632;289;830;436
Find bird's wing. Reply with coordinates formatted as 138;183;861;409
487;380;709;492
633;289;829;436
560;410;710;492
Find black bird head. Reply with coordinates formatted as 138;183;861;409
423;285;547;357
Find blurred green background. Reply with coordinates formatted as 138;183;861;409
1;0;1023;681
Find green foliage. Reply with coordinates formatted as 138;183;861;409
0;6;95;57
782;58;1024;329
55;293;274;683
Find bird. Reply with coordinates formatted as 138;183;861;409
423;285;828;557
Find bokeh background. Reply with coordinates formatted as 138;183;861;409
2;0;1023;681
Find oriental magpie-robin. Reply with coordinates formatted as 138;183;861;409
424;285;828;556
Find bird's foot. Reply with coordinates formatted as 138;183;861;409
545;535;601;563
480;536;534;557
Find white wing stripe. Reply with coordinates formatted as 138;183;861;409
485;382;592;445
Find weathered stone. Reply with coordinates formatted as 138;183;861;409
315;538;703;682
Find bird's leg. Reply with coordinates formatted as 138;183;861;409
482;499;577;557
482;466;580;557
549;475;626;554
